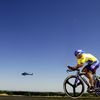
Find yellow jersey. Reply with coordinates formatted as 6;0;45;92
77;53;97;65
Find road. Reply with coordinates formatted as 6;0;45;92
0;96;100;100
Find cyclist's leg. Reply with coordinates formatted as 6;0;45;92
87;61;99;87
87;71;94;87
90;62;99;87
90;61;99;74
82;65;94;87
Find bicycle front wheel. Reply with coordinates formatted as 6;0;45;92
63;75;84;98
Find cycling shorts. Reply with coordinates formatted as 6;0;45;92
84;60;99;74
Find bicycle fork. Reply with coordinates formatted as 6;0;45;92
74;77;79;87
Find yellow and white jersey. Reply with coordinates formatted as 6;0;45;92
77;53;97;65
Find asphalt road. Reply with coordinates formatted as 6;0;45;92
0;96;100;100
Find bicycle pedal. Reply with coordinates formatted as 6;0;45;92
87;89;95;93
95;88;100;92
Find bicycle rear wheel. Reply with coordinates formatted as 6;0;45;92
63;75;84;98
95;79;100;96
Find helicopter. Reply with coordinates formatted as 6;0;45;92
21;72;33;76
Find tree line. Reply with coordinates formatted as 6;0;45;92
0;90;98;97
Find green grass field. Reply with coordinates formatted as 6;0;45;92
0;90;100;98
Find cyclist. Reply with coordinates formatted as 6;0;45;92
68;50;100;91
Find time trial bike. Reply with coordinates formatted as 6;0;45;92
63;67;100;98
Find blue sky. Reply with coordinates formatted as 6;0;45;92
0;0;100;92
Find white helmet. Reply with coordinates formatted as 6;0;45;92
74;50;84;56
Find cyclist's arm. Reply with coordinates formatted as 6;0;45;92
68;63;83;70
74;58;85;69
68;58;85;70
74;63;84;70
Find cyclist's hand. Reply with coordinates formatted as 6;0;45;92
67;66;75;71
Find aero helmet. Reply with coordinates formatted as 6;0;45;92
74;50;84;56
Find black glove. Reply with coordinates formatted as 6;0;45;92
67;66;71;68
67;66;76;71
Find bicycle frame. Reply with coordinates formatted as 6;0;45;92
78;74;90;88
72;69;90;89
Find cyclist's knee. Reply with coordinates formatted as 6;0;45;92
82;68;88;73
